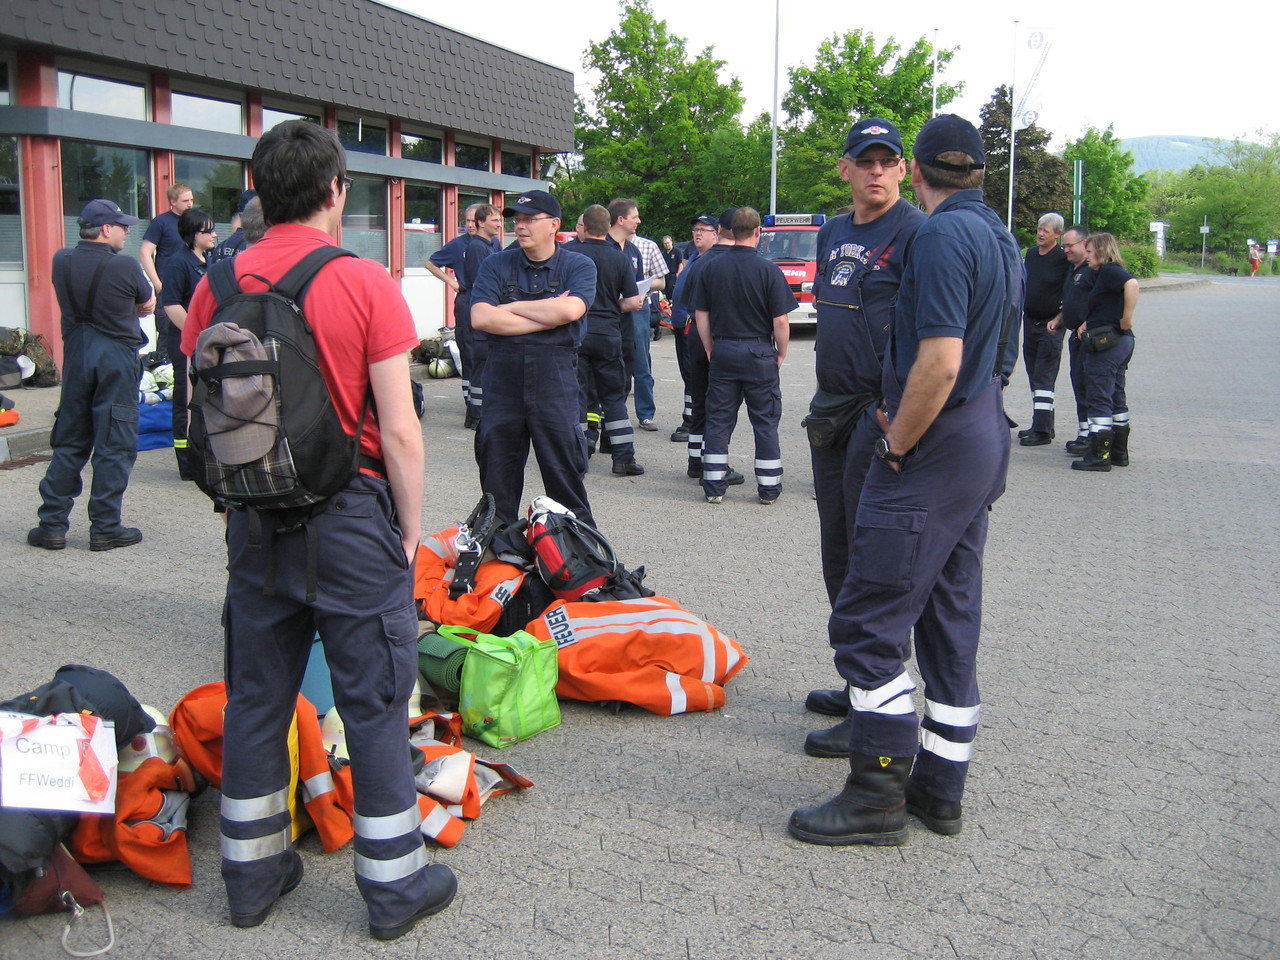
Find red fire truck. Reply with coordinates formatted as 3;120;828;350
759;213;826;328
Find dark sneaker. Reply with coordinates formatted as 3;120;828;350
670;426;689;442
759;494;779;506
805;688;849;717
369;864;457;941
726;469;745;486
612;460;645;476
27;526;67;551
230;850;304;928
89;527;143;552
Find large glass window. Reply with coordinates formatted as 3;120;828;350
57;71;147;121
0;67;17;268
338;119;387;156
404;182;442;266
0;137;21;268
341;176;387;265
263;105;320;131
454;142;490;172
501;149;532;179
60;142;150;257
402;132;442;164
172;91;242;135
174;154;243;240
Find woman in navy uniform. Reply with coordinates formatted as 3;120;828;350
1072;232;1138;471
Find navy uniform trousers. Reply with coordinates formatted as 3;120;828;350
671;318;694;432
830;367;1009;803
810;407;880;606
454;292;487;423
577;329;636;465
701;337;782;500
684;330;710;475
476;340;591;526
37;324;140;535
1067;330;1087;429
1083;334;1133;427
1022;316;1066;417
218;475;433;930
161;323;190;466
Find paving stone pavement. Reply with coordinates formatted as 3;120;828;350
1;277;1276;960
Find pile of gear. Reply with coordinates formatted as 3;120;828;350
413;494;748;723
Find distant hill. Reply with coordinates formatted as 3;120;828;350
1119;136;1235;174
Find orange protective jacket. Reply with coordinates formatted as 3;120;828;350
524;597;749;715
169;682;354;852
414;526;526;632
68;756;196;888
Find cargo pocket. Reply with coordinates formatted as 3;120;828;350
378;602;421;707
854;502;927;589
109;401;139;446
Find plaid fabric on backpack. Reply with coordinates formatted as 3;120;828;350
187;247;371;513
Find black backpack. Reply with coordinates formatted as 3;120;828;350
188;247;373;513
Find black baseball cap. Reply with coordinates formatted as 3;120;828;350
503;189;561;220
914;114;986;172
691;214;718;229
842;118;904;158
78;199;140;228
236;189;258;214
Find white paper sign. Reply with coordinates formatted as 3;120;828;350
1;712;118;814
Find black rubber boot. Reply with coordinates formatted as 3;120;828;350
804;716;852;758
905;780;963;835
1071;429;1112;472
1110;425;1130;466
1019;410;1054;446
787;753;911;846
804;687;849;717
1064;433;1090;455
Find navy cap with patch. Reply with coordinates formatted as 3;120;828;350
502;189;561;220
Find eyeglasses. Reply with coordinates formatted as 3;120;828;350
851;156;903;170
512;215;553;226
1063;239;1085;248
340;177;354;192
108;222;130;233
197;228;216;234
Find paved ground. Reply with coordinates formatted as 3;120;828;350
1;276;1276;960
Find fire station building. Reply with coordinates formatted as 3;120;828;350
0;0;574;362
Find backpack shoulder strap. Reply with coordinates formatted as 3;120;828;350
207;256;243;305
273;246;357;303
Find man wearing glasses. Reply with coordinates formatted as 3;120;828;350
28;199;156;551
801;118;926;756
471;190;598;525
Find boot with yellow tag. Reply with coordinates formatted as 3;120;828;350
788;753;911;846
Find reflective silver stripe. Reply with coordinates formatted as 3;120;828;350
757;475;782;487
221;827;290;862
355;805;423;842
702;453;728;464
355;844;429;884
754;459;782;469
850;672;916;715
699;627;717;682
665;672;688;714
703;469;726;480
300;771;335;803
221;788;289;823
419;804;454;838
924;699;981;727
604;419;631;431
920;728;974;762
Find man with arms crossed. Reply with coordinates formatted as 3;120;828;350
181;121;455;939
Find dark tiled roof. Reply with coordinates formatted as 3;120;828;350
4;0;575;152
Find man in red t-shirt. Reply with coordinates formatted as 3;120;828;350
182;121;454;941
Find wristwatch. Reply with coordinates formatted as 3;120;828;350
875;435;914;464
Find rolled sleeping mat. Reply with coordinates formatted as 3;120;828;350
418;630;469;693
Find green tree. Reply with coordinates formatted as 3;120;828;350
977;85;1071;244
570;0;747;233
1162;132;1280;258
1063;126;1149;240
777;30;960;213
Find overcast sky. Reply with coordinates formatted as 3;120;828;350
392;0;1268;148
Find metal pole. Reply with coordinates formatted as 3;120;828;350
1201;216;1208;271
769;0;779;216
931;29;938;117
1006;21;1018;231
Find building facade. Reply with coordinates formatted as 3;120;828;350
0;0;574;361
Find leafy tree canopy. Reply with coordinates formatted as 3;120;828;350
978;85;1071;245
1063;126;1149;240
